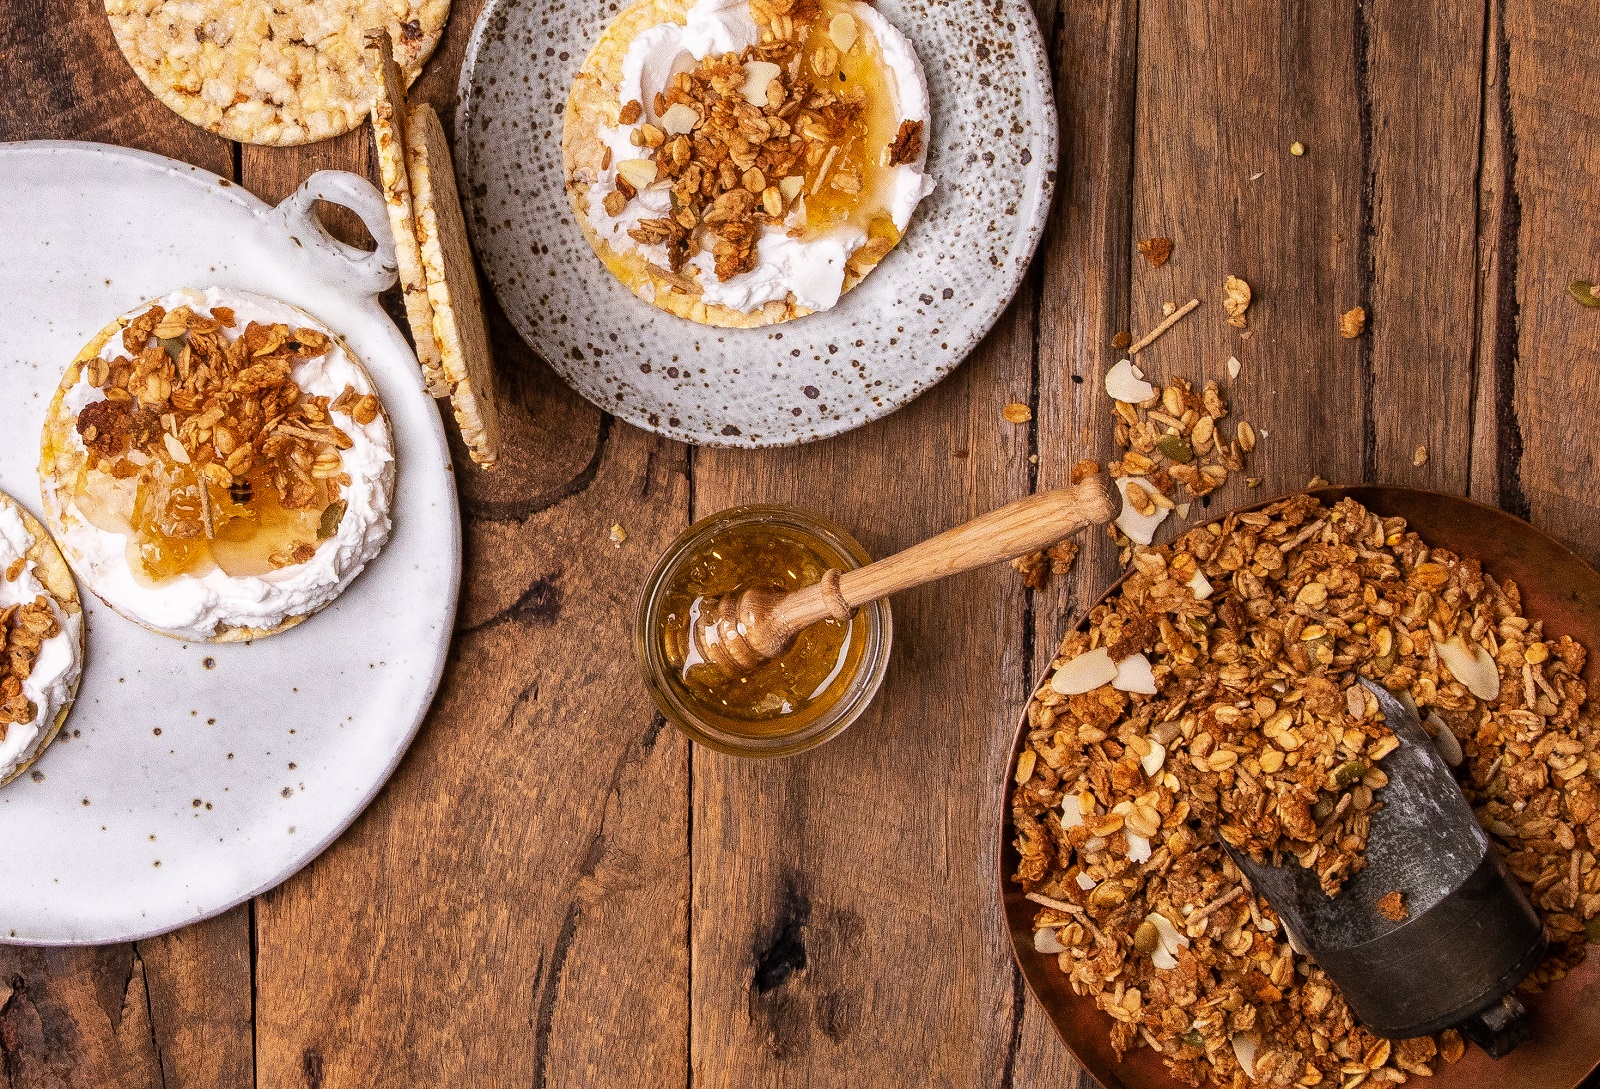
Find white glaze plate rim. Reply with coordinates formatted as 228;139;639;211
0;140;462;945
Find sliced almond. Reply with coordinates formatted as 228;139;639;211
1140;740;1167;777
1115;476;1169;545
779;175;805;203
1111;653;1158;695
1050;647;1118;695
740;61;782;107
828;12;858;52
1105;358;1155;403
616;158;658;189
1438;635;1500;700
660;102;699;136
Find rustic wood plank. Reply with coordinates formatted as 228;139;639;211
687;283;1067;1083
1470;0;1514;510
1363;0;1486;490
135;908;254;1089
1;3;250;1088
1127;0;1365;504
1495;0;1600;564
253;410;692;1087
1030;0;1138;679
0;945;162;1089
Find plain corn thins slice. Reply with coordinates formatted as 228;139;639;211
406;102;501;469
366;28;446;396
104;0;450;146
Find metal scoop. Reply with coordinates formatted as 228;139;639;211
1222;678;1547;1053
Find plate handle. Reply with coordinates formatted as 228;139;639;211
276;170;398;296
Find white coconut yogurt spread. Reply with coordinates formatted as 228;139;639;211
584;0;936;313
0;506;82;782
46;287;396;641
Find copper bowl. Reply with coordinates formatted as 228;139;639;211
999;486;1600;1089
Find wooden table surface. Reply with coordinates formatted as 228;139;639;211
3;0;1598;1084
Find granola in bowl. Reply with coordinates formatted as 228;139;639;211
562;0;935;327
1010;493;1600;1087
39;288;396;643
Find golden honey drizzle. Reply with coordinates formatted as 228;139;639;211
798;0;905;246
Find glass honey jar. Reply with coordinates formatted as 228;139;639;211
634;505;892;757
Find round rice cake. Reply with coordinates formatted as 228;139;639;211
562;0;935;329
39;288;397;643
0;490;84;788
105;0;452;146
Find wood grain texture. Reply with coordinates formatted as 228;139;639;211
1031;0;1138;681
1130;0;1365;502
252;373;693;1088
1499;0;1600;565
687;289;1079;1086
135;908;254;1089
1363;0;1486;490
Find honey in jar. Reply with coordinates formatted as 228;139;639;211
637;506;891;757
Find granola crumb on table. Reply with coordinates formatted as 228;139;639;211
1012;493;1600;1088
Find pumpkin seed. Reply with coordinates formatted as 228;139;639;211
1570;280;1600;309
1156;433;1195;464
318;499;347;540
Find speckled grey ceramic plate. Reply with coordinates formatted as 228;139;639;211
0;141;460;944
457;0;1057;447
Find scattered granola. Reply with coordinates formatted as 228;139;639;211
1139;237;1174;268
1290;141;1307;157
1223;276;1252;329
1102;361;1257;554
1012;494;1600;1087
1340;306;1367;339
610;523;629;545
1112;331;1133;350
1013;540;1080;591
1129;299;1201;356
1412;445;1428;468
1004;402;1034;424
1376;890;1409;922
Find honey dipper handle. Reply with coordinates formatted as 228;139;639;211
762;476;1119;637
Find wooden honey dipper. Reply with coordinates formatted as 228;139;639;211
685;476;1119;681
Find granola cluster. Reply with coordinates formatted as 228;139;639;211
603;0;914;285
0;587;60;730
1012;495;1600;1087
73;303;376;571
1112;376;1258;523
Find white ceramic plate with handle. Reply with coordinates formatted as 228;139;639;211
0;141;460;944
